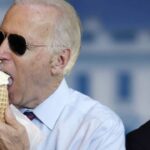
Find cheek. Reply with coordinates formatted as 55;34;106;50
14;50;51;86
28;55;51;84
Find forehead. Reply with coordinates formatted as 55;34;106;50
1;4;60;42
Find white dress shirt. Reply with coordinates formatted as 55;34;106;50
21;79;125;150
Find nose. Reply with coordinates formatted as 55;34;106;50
0;39;11;62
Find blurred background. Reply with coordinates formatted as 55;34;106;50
1;0;150;134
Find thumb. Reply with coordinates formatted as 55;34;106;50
5;106;18;127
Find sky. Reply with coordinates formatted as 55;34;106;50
1;0;150;30
70;0;150;30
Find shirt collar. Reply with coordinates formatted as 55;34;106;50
32;79;70;130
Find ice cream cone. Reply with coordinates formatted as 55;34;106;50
0;85;8;122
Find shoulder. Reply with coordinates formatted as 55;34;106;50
126;120;150;149
67;89;125;134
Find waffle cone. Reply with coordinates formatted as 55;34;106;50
0;85;8;122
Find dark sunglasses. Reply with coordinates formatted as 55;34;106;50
0;30;46;56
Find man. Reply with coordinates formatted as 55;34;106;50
126;120;150;150
0;0;125;149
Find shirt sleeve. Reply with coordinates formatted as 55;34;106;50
88;117;126;150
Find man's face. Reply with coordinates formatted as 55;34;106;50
0;4;58;108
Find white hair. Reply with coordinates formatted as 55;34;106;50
14;0;81;74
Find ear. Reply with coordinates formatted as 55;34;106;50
50;49;71;75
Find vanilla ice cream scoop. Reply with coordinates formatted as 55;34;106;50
0;71;10;85
0;71;9;122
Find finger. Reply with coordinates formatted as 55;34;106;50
4;107;18;128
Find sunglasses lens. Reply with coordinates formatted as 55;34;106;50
8;34;26;56
0;31;5;45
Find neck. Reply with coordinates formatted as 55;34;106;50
19;76;64;109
